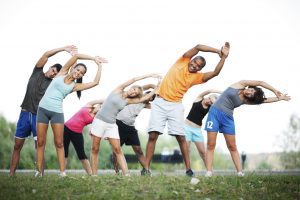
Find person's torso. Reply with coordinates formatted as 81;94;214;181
213;87;244;115
186;100;209;126
65;107;94;133
116;103;145;126
39;75;75;113
158;57;204;102
20;67;52;114
96;92;127;123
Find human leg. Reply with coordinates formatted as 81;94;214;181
9;138;25;176
36;123;48;174
145;132;159;170
194;141;206;167
206;132;217;173
132;145;146;168
90;134;101;175
63;128;71;168
70;130;92;175
109;138;128;175
175;135;191;171
223;134;242;173
51;123;65;173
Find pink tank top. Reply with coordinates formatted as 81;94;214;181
65;107;94;134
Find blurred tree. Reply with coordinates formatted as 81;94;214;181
279;114;300;169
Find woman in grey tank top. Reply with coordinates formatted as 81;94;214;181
204;80;290;177
90;73;161;176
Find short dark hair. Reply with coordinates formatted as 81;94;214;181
193;56;206;68
51;63;62;72
245;86;266;104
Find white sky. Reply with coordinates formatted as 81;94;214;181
0;0;299;154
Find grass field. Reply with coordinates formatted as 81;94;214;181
1;172;299;200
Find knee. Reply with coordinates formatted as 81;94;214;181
37;140;46;148
176;135;186;143
227;144;238;152
91;145;99;154
54;140;64;149
134;148;144;156
112;146;122;155
207;142;216;151
13;143;23;151
148;132;159;142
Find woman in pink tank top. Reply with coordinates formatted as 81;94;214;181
64;99;104;175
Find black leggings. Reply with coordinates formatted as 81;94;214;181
63;125;87;160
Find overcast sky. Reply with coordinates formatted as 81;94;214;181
0;0;299;154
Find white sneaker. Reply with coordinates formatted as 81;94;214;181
205;171;213;177
35;171;42;177
237;171;245;177
58;171;67;178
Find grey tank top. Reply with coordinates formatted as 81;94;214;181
213;87;244;115
96;92;127;123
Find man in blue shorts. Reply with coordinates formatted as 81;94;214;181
9;45;77;176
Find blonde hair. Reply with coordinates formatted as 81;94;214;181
129;85;143;98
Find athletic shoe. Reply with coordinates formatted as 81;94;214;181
205;171;213;177
34;171;42;178
58;171;67;178
186;169;194;177
141;168;152;176
237;171;245;177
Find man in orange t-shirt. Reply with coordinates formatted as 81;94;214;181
142;42;230;176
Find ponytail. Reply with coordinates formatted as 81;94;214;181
76;77;83;99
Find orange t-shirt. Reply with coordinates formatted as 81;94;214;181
158;56;204;102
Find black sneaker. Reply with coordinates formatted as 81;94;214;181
186;169;194;177
141;168;152;176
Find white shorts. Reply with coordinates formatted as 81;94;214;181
148;96;185;136
90;118;120;139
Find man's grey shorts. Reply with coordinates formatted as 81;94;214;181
148;96;185;136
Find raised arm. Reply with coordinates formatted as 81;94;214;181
194;89;222;102
58;54;107;76
85;99;105;107
183;44;221;59
127;86;159;104
142;84;156;91
202;42;230;82
231;80;283;98
263;94;291;103
35;45;77;68
72;57;107;92
115;73;160;92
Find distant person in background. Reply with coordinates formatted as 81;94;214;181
185;89;221;168
35;52;107;177
204;80;291;177
64;99;104;175
112;85;156;175
241;151;247;170
145;42;230;177
9;45;76;176
90;74;160;176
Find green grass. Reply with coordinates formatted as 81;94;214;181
1;173;299;200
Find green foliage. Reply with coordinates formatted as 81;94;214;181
279;114;300;169
257;161;273;170
0;114;16;169
1;173;299;200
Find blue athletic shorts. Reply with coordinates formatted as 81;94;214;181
204;106;235;135
15;110;37;140
184;124;204;142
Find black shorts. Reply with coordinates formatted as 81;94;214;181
116;119;140;146
63;125;87;160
